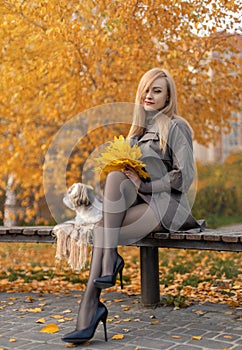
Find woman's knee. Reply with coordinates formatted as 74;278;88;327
106;170;127;184
93;221;104;248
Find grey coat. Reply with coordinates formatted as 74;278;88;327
132;116;205;233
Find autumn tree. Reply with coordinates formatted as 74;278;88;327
0;0;241;223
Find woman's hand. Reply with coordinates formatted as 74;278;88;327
124;166;142;190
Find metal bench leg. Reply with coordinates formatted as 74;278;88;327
140;246;160;307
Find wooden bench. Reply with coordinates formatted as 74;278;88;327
0;226;241;307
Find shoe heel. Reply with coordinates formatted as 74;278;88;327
101;312;108;342
119;267;123;289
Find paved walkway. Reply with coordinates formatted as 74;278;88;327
0;291;241;350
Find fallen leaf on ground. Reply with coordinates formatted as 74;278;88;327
0;246;241;307
40;323;59;333
65;343;77;348
25;296;34;303
150;320;159;325
51;314;63;319
19;308;42;313
63;309;72;314
193;310;205;315
9;338;16;342
36;318;46;324
112;334;124;340
191;335;202;340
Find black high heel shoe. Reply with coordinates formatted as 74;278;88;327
61;301;108;344
94;254;124;289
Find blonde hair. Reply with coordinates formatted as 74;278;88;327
128;68;184;152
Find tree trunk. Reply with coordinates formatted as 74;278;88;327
4;175;18;226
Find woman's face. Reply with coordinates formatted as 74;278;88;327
142;77;168;111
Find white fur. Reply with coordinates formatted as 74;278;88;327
63;183;103;226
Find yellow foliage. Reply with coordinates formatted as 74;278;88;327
112;334;125;340
39;323;59;334
36;318;46;324
94;135;149;179
0;0;240;223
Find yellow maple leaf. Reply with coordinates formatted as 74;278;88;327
9;338;16;342
191;335;202;340
112;334;124;340
40;323;59;334
36;318;46;324
62;309;72;314
94;135;149;179
19;307;42;313
64;317;74;321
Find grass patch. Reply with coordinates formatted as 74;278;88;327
206;215;242;229
209;258;241;279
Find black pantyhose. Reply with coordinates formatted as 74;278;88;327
75;171;161;330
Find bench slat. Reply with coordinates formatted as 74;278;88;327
222;232;242;243
202;232;221;241
152;232;170;239
0;226;242;252
170;233;185;240
0;227;8;234
185;233;203;240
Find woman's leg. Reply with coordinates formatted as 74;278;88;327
119;202;161;243
101;171;137;276
74;205;160;331
75;172;161;330
75;223;104;330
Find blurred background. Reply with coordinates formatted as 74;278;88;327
1;0;241;228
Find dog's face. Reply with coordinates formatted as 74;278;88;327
63;183;102;225
63;183;95;210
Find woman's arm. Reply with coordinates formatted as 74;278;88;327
136;120;194;194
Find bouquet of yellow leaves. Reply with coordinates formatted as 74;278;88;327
94;135;149;179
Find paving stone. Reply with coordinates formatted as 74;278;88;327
0;292;241;350
169;345;203;349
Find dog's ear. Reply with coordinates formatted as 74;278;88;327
85;185;95;204
75;183;91;207
64;183;94;208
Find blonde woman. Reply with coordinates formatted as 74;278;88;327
62;68;204;345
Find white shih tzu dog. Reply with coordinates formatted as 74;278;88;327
53;183;103;271
63;183;103;226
